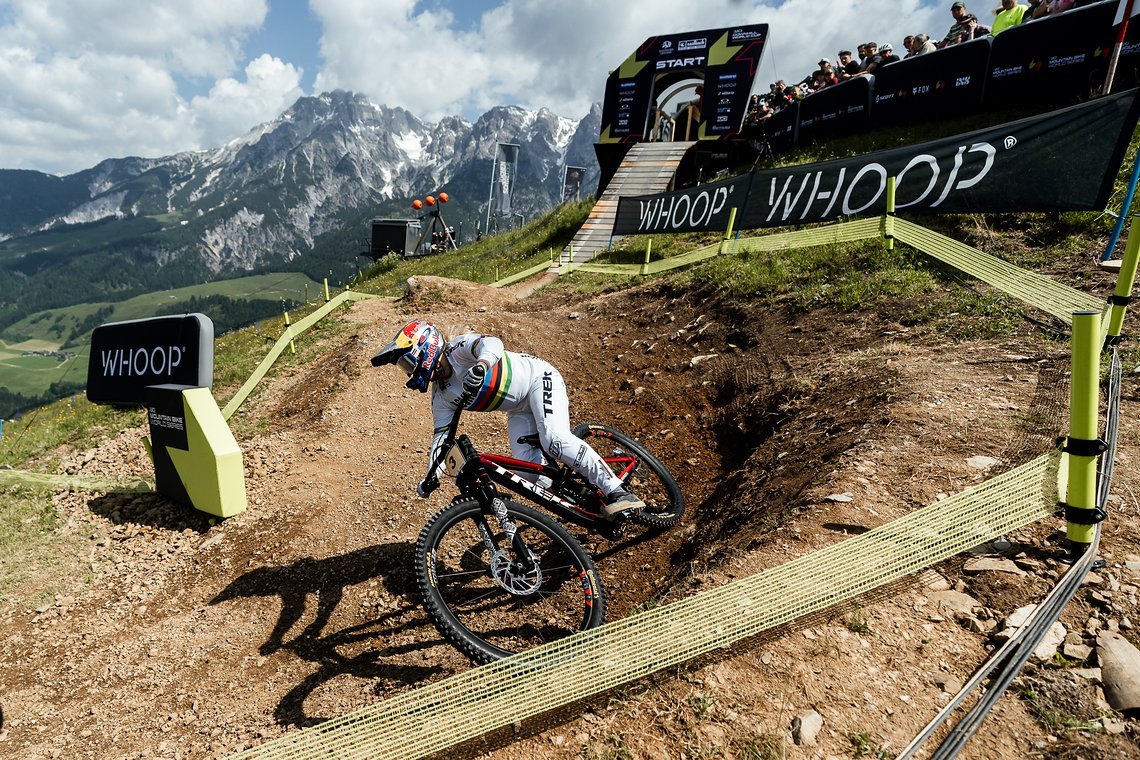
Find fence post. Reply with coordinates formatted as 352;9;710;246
284;310;296;355
323;278;331;302
1065;310;1104;560
641;238;653;276
1107;215;1140;346
719;208;738;254
884;176;896;251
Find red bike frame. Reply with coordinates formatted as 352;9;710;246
475;451;639;530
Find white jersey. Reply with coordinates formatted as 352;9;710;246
430;334;542;422
426;333;622;495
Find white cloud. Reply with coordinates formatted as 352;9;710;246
310;0;946;121
0;0;299;174
0;0;952;174
191;55;305;147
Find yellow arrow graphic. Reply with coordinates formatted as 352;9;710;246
708;32;742;66
618;50;649;79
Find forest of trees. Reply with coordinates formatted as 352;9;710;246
0;380;86;421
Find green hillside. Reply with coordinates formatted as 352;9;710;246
0;272;322;417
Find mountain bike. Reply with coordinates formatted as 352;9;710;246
414;391;684;663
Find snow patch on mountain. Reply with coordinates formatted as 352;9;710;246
52;191;130;227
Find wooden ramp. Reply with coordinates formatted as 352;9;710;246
558;141;695;269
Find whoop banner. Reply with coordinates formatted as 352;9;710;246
614;90;1140;235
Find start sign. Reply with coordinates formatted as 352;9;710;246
87;314;214;405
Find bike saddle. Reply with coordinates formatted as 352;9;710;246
516;434;541;447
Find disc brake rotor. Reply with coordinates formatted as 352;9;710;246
489;549;543;595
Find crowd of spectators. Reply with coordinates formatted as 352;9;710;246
743;0;1085;132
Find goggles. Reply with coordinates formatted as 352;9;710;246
396;351;419;375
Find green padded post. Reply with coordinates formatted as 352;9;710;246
719;208;738;254
1066;310;1101;554
884;176;896;251
1107;215;1140;342
641;238;652;276
284;310;296;355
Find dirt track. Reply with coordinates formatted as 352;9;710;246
3;273;1140;759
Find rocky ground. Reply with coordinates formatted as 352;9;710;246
3;272;1140;759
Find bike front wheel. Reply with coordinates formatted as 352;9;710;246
415;497;606;664
574;422;685;529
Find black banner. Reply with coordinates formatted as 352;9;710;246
87;314;214;405
765;101;798;152
598;24;767;143
871;37;990;127
613;90;1140;235
798;76;872;144
986;1;1117;107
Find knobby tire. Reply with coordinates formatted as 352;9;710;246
573;422;685;529
415;497;606;664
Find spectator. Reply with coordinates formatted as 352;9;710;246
809;57;837;87
743;94;771;136
811;69;838;91
941;2;981;46
880;43;901;64
857;43;868;67
767;80;793;110
902;35;916;58
857;41;885;76
837;50;861;79
991;0;1027;33
911;33;938;55
1031;0;1074;18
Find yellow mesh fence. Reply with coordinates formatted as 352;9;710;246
892;219;1106;324
728;217;885;255
221;290;382;420
541;217;885;279
0;469;153;492
230;452;1060;760
492;259;553;287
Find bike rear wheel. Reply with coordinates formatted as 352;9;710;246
415;497;606;664
574;422;685;529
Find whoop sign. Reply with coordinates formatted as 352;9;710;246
87;314;214;405
613;90;1140;234
85;313;244;518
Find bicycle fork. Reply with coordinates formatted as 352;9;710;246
474;494;544;595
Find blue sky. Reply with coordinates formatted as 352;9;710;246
0;0;947;175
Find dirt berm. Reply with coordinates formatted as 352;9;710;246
3;273;1140;759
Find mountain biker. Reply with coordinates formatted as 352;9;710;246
372;320;645;520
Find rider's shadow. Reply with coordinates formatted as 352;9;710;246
209;542;446;727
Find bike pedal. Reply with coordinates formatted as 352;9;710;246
601;521;626;540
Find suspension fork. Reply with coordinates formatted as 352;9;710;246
459;437;537;572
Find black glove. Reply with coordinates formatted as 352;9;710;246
463;363;487;394
417;477;438;498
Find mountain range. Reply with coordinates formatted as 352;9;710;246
0;90;603;337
